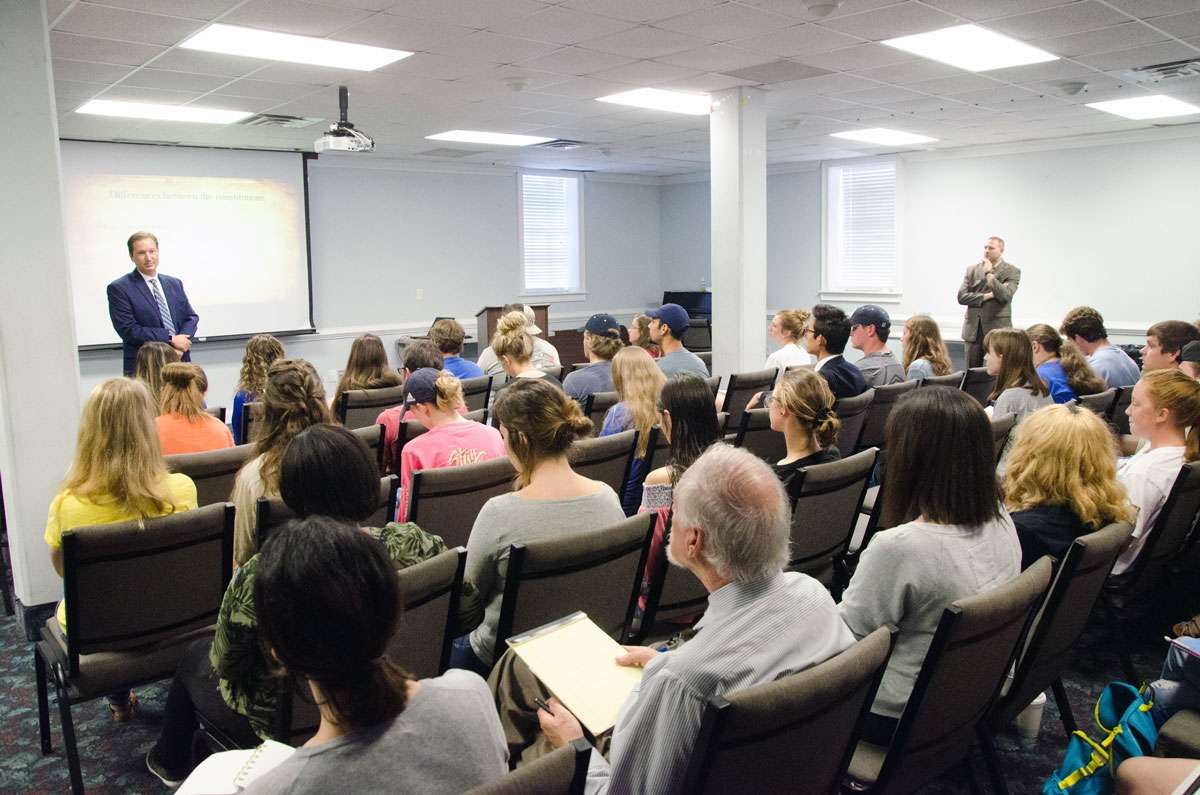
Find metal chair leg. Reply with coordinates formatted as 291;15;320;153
1051;678;1077;736
54;679;84;795
34;650;51;754
976;727;1010;795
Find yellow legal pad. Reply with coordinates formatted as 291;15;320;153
506;611;645;736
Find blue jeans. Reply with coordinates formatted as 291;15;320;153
1151;640;1200;725
448;634;492;678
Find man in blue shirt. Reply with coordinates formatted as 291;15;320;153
562;313;621;402
429;318;484;380
1060;306;1140;388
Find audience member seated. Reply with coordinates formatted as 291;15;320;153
456;379;624;674
1111;369;1200;576
849;304;904;386
984;327;1052;424
134;340;179;414
602;346;666;514
232;334;284;445
396;368;505;522
1027;323;1107;404
1060;306;1141;389
231;359;331;565
838;387;1021;745
1143;320;1200;373
429;317;484;380
155;362;235;455
147;424;468;785
901;314;953;381
45;378;197;722
489;444;856;788
628;313;662;358
765;308;814;371
634;374;721;623
330;332;402;411
492;311;564;393
802;304;869;400
562;312;622;402
1182;340;1200;380
647;302;708;378
768;368;842;495
377;340;444;473
1004;404;1133;569
477;303;561;376
238;517;506;794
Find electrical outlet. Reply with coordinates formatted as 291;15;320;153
416;288;424;300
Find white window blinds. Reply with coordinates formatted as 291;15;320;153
520;172;581;294
825;160;899;293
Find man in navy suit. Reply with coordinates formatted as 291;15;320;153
802;304;869;401
107;231;199;375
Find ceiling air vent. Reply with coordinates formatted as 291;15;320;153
239;113;324;128
534;139;586;150
1120;58;1200;83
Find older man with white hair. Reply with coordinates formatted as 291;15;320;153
488;444;855;794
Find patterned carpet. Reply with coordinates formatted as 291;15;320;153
0;608;1167;794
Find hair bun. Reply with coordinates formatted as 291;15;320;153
496;311;528;336
568;413;594;438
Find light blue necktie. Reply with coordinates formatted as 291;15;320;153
149;278;176;335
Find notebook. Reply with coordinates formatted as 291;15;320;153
176;739;295;795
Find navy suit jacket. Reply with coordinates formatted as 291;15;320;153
819;355;869;401
107;270;199;375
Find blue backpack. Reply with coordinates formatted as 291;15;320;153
1042;682;1157;795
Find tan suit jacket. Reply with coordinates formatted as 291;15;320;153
957;259;1020;343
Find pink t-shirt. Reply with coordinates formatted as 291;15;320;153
376;403;469;474
397;420;506;521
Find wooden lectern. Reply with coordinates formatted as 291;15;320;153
475;305;549;347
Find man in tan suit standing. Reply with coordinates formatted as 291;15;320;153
957;236;1020;368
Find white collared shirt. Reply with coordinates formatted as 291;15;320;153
814;354;837;373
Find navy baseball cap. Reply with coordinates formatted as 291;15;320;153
848;305;891;332
646;303;690;338
404;368;441;404
581;313;621;338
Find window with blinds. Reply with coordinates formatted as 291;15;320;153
520;172;582;294
824;160;899;294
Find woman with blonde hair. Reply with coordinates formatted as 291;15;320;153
458;379;624;673
134;341;180;414
901;315;952;380
603;346;666;513
766;308;814;371
1026;323;1107;404
395;368;505;521
231;358;331;565
44;378;197;720
1004;404;1133;568
232;334;283;444
628;314;661;359
984;327;1052;424
332;333;402;410
769;368;842;494
493;310;563;390
156;363;234;455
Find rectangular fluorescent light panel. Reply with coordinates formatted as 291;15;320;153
595;88;711;115
831;128;938;146
883;24;1057;72
77;99;252;124
426;130;555;146
1086;95;1200;120
181;23;411;71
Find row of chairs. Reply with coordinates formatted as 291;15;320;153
1071;384;1134;436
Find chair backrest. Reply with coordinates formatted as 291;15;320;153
240;400;266;444
583;391;619;436
465;408;488;424
642;512;709;628
393;419;429;470
993;522;1133;728
920;370;965;389
789;449;878;588
540;365;564;381
337;384;407;429
990;414;1017;466
1115;463;1200;592
1110;386;1133;435
698;351;713;375
721;368;778;430
833;389;874;455
165;444;255;507
1073;388;1117;417
407;457;518;549
352;423;388;472
494;514;653;659
684;626;897;795
466;738;592;795
568;430;638;497
704;374;721;396
687;319;713;351
203;405;226;424
960;366;996;406
871;558;1053;793
855;380;919;451
388;547;466;679
733;408;786;466
60;503;235;673
256;475;398;548
460;375;493;413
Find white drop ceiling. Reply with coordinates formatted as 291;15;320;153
47;0;1200;176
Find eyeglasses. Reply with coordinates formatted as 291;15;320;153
800;328;815;337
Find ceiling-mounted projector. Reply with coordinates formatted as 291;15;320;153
315;85;374;153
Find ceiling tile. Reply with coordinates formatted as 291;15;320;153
729;23;862;57
739;0;902;21
49;32;166;66
240;62;364;84
381;52;500;79
655;44;776;72
486;6;634;44
91;0;249;15
767;71;881;95
1105;0;1200;17
840;84;932;104
51;58;135;84
334;14;475;50
984;58;1102;82
796;43;916;71
578;25;711;58
907;73;1002;94
427;31;562;63
1077;40;1199;69
987;2;1133;40
46;0;71;23
220;77;324;100
121;67;234;92
98;84;207;104
817;2;961;41
56;3;205;45
921;0;1078;21
516;46;637;76
223;0;375;37
852;58;963;83
1032;21;1168;58
1146;11;1200;38
148;47;267;77
384;0;549;27
537;76;636;99
558;0;719;24
655;3;792;41
55;79;106;101
588;59;703;85
723;59;832;83
659;72;759;91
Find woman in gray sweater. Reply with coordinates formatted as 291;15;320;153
838;387;1022;745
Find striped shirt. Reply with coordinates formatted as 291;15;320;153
586;572;855;794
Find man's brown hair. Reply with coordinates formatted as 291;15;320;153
428;319;466;355
1147;320;1200;361
1060;306;1107;343
127;231;158;255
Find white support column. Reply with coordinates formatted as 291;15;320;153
709;86;768;380
0;1;84;621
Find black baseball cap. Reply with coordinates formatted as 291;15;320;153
404;368;440;404
581;313;621;338
848;305;891;332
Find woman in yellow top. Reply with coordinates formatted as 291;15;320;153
44;377;197;720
